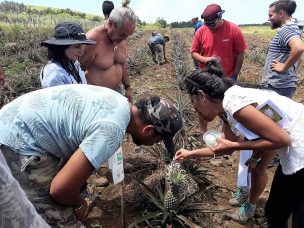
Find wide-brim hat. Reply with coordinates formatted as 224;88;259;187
41;21;96;46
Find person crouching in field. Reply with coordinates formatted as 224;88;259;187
0;84;183;227
40;22;96;88
174;60;304;227
148;33;169;65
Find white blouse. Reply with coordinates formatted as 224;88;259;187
223;85;304;175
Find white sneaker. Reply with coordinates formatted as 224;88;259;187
225;201;256;224
228;186;249;206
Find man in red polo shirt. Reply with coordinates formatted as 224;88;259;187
191;4;247;81
191;4;247;134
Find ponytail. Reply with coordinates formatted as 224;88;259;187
184;60;234;102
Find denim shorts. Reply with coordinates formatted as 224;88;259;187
266;85;296;99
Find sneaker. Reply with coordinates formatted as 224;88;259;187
229;186;249;206
225;201;256;224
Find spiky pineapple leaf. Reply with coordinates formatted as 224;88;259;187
177;204;226;215
161;211;169;224
179;187;206;205
127;212;162;228
176;215;202;228
156;184;165;202
132;176;163;210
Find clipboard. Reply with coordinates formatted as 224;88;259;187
235;99;292;140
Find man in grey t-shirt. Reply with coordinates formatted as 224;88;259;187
262;2;304;228
262;0;304;99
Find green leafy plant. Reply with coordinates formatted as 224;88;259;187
128;176;221;227
128;161;222;228
182;160;212;187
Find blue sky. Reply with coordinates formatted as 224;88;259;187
11;0;304;25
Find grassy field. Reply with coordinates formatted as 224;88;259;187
241;25;276;36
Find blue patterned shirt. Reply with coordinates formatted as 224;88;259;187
0;85;130;169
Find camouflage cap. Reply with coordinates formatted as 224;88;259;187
147;98;183;153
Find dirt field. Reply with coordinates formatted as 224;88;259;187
80;28;304;228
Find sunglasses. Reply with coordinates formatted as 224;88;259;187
204;19;218;27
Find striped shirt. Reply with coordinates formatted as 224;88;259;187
262;23;303;88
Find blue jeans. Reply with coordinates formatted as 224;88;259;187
267;85;296;99
230;74;238;82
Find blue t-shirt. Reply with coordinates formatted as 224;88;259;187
194;20;203;33
149;34;166;45
0;85;130;169
40;60;87;88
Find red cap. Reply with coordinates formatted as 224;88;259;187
201;4;224;21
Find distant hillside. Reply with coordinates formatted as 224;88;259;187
0;1;102;28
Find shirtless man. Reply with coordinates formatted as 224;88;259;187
80;0;136;103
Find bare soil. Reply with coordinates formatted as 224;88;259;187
82;29;304;228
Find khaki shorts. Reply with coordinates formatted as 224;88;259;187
1;145;85;228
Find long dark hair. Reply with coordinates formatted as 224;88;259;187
184;60;235;103
45;44;82;83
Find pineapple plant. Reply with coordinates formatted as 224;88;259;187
164;160;185;211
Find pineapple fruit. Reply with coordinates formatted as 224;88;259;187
164;161;185;211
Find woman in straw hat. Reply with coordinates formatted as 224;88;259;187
40;21;96;88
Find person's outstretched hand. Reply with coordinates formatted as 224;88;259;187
174;148;192;161
212;138;235;156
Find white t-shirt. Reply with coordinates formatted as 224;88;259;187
223;85;304;175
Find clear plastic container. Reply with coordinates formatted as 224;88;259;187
203;130;222;149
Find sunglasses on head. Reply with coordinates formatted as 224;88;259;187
184;77;202;95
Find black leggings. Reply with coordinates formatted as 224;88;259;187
265;165;304;228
